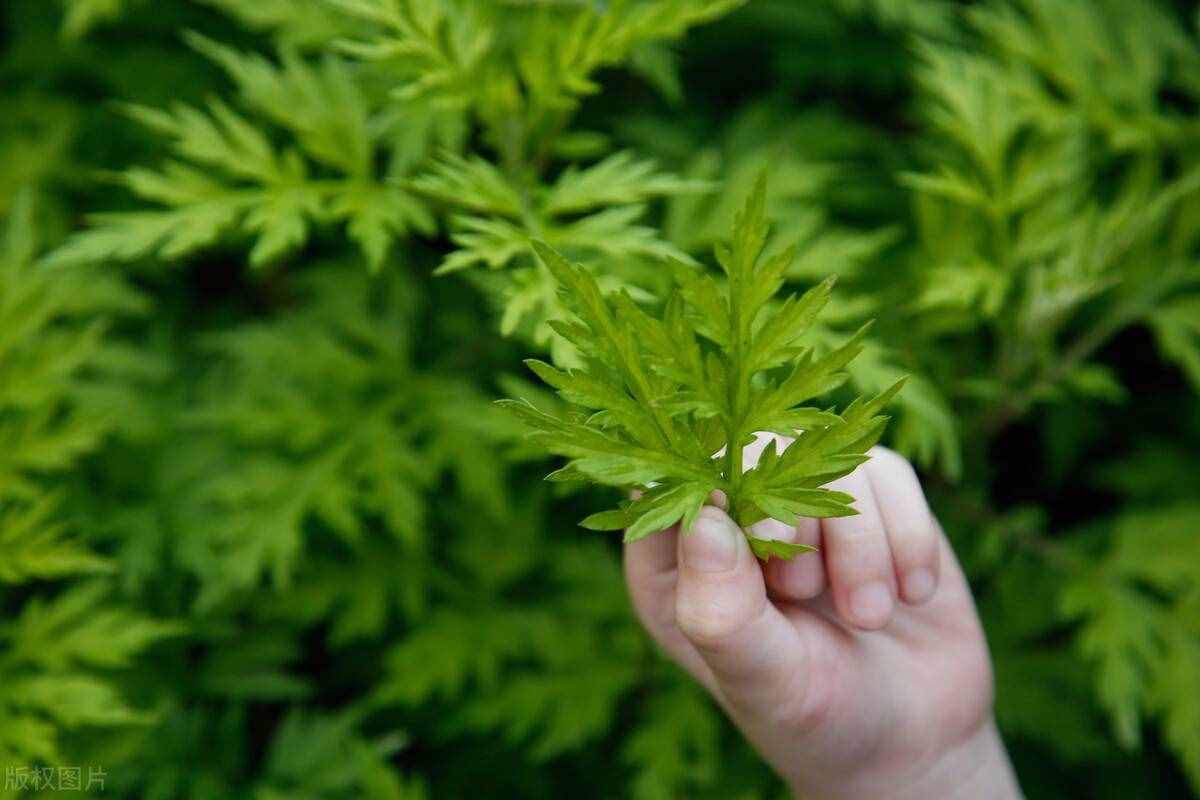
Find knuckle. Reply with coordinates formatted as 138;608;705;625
829;521;888;551
831;565;891;599
675;592;752;648
891;522;930;540
831;566;890;596
788;657;838;735
892;525;939;561
771;559;824;600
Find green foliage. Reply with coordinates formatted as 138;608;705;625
173;265;511;607
253;710;427;800
330;0;744;116
48;34;437;271
6;0;1200;796
0;195;178;771
60;0;140;39
412;149;705;362
1060;504;1200;786
506;180;900;555
903;0;1200;433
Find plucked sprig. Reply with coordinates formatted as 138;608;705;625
503;179;903;559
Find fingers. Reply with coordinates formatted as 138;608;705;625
749;440;939;622
624;524;721;691
624;514;678;583
864;447;941;605
820;447;942;630
625;441;940;737
820;468;897;630
758;517;825;600
744;431;825;601
674;505;811;719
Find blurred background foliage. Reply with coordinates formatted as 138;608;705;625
2;0;1200;797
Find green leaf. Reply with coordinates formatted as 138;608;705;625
48;43;434;271
411;153;523;217
580;509;632;531
543;151;711;216
1150;296;1200;392
748;487;858;523
624;482;712;542
0;496;113;584
747;537;818;562
748;275;835;370
510;180;893;541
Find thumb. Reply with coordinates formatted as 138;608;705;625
675;506;811;722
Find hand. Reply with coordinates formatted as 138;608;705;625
624;435;1022;799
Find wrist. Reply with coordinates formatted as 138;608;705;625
790;720;1022;800
894;720;1021;800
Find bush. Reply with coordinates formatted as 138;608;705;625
2;0;1199;797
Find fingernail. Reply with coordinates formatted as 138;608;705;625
682;510;739;573
904;569;935;603
851;582;894;628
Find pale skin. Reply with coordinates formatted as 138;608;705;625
624;434;1024;799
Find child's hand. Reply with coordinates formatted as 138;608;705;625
624;434;1022;799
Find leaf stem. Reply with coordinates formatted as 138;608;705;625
727;428;743;520
724;263;753;523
